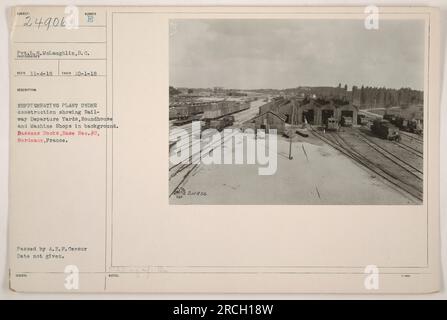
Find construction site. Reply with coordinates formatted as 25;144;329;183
168;86;424;205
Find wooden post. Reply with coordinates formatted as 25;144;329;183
289;136;293;160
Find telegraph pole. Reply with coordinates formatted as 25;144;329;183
289;135;293;160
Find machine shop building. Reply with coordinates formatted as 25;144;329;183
250;110;286;134
297;99;359;126
258;97;359;126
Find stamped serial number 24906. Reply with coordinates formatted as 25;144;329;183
23;16;67;30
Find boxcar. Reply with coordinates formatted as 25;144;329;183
407;119;423;135
172;114;202;126
203;102;249;120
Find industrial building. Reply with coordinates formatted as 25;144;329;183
249;110;286;134
297;99;359;126
258;96;359;127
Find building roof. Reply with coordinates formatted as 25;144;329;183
252;110;287;121
300;99;358;110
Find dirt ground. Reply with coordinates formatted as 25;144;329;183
170;130;418;205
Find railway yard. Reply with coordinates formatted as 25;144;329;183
309;127;423;203
169;95;424;205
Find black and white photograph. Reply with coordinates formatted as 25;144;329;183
169;19;425;205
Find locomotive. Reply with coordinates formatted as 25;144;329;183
325;117;340;131
371;119;401;141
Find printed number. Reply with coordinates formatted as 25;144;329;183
217;305;223;314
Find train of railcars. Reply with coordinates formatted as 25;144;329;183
169;102;209;120
383;114;423;135
172;114;203;126
202;101;250;120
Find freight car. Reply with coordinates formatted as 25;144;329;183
407;119;423;135
202;101;249;120
169;102;208;120
172;114;202;126
383;114;422;135
203;115;235;131
371;119;401;141
169;106;189;120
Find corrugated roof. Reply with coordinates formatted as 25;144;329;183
252;110;287;121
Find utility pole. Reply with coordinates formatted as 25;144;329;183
289;135;293;160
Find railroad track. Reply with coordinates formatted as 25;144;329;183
394;140;423;158
169;130;202;157
169;128;234;174
169;164;199;198
169;124;204;172
169;131;239;198
169;122;202;141
310;128;423;202
400;131;423;144
356;132;423;180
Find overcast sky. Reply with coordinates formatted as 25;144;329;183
169;19;425;91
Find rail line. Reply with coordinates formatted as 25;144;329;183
394;140;423;158
169;130;202;156
310;128;423;202
334;132;423;197
169;131;239;197
169;122;202;140
169;164;199;198
169;128;237;173
355;132;423;180
400;131;423;144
